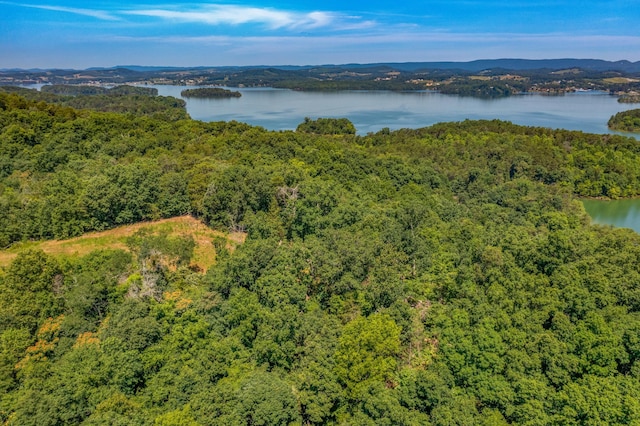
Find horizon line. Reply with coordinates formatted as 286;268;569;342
2;57;640;72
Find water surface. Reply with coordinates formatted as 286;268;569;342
153;86;638;136
582;199;640;233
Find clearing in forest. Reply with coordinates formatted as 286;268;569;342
0;216;245;271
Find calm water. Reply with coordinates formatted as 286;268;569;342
152;85;638;137
582;199;640;233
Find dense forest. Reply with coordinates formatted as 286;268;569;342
40;85;159;97
2;89;640;424
608;109;640;132
0;86;187;122
296;117;356;135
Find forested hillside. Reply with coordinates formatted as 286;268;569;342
0;86;188;122
2;91;640;424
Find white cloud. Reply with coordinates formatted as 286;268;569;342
1;2;365;30
1;2;118;20
123;5;342;30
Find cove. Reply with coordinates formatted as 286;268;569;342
582;199;640;233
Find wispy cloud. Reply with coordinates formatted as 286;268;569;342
123;4;355;30
1;1;118;20
2;1;375;31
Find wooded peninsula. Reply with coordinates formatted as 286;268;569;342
2;86;640;424
609;109;640;132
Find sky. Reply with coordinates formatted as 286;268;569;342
1;0;640;69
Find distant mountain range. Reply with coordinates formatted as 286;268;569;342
3;59;640;73
334;59;640;72
110;59;640;73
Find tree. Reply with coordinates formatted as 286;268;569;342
334;313;401;399
0;250;63;334
201;165;273;231
296;117;356;135
235;371;301;426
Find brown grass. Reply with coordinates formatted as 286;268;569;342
0;216;245;271
604;77;640;84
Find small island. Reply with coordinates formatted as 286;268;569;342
180;87;241;98
608;109;640;132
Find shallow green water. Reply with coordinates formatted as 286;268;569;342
582;199;640;233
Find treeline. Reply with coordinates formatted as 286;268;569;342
0;86;188;121
608;109;640;132
273;79;421;91
41;84;158;96
181;88;241;98
2;94;640;424
296;117;356;135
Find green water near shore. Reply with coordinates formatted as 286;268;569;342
582;199;640;233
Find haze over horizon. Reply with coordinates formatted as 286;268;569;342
1;0;639;69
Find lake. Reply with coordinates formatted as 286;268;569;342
152;85;639;137
582;199;640;233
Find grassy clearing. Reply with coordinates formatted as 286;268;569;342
0;216;245;271
604;77;640;84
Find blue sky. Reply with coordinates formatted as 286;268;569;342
1;0;639;68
